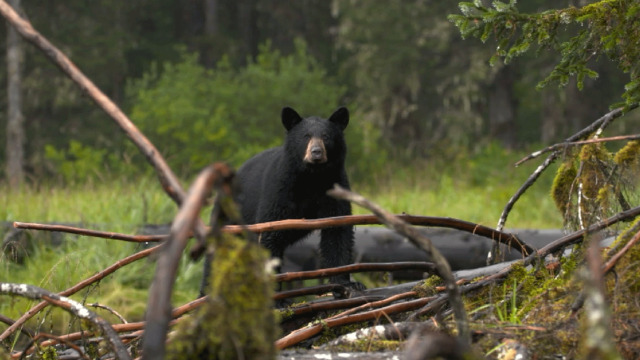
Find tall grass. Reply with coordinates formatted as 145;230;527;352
0;178;207;335
0;145;563;336
358;143;562;229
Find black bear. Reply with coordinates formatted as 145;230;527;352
224;107;360;295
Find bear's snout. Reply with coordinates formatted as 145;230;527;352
304;137;327;164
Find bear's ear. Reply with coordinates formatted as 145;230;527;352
329;107;349;130
282;107;303;131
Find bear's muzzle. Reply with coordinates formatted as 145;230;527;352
304;137;328;164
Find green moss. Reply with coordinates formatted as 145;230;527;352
551;160;577;215
412;275;442;298
166;234;277;359
614;139;640;167
596;184;614;213
328;339;403;352
35;345;58;360
610;216;640;249
579;144;610;197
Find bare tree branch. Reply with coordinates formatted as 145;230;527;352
0;283;131;360
276;262;436;282
19;332;92;360
603;223;640;274
0;0;210;252
0;246;160;342
274;284;350;302
88;303;129;324
226;214;532;255
493;105;638;262
143;163;233;360
13;222;165;243
11;298;208;356
15;214;532;256
275;296;436;350
328;185;471;345
515;133;640;167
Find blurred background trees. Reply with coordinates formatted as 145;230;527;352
1;0;637;185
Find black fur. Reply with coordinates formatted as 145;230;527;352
235;107;354;281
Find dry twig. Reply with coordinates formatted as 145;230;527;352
88;303;129;324
13;222;165;243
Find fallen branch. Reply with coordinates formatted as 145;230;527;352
0;245;160;342
228;214;533;255
329;185;470;345
0;314;34;339
284;296;389;319
143;163;233;360
13;222;165;243
536;205;640;257
322;321;426;347
275;296;436;350
326;291;419;320
603;227;640;274
276;262;436;282
274;284;349;301
10;296;206;358
14;214;532;255
0;283;131;360
0;0;210;257
19;332;91;360
10;322;156;359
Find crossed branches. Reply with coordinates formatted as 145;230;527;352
1;0;640;359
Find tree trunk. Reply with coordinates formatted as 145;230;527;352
488;66;517;149
204;0;218;36
541;87;565;143
201;0;218;68
237;0;257;62
5;0;25;188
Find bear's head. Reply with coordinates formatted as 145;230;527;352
282;107;349;172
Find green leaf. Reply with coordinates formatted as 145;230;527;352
481;22;493;43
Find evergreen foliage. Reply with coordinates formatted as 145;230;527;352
449;0;640;107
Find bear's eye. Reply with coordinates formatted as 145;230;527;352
322;134;329;141
304;134;311;140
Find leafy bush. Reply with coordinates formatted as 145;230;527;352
42;39;387;183
127;39;358;175
44;140;108;184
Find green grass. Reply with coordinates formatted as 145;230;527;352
356;174;561;229
0;147;564;338
0;178;208;339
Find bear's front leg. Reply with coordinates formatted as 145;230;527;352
320;225;366;298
